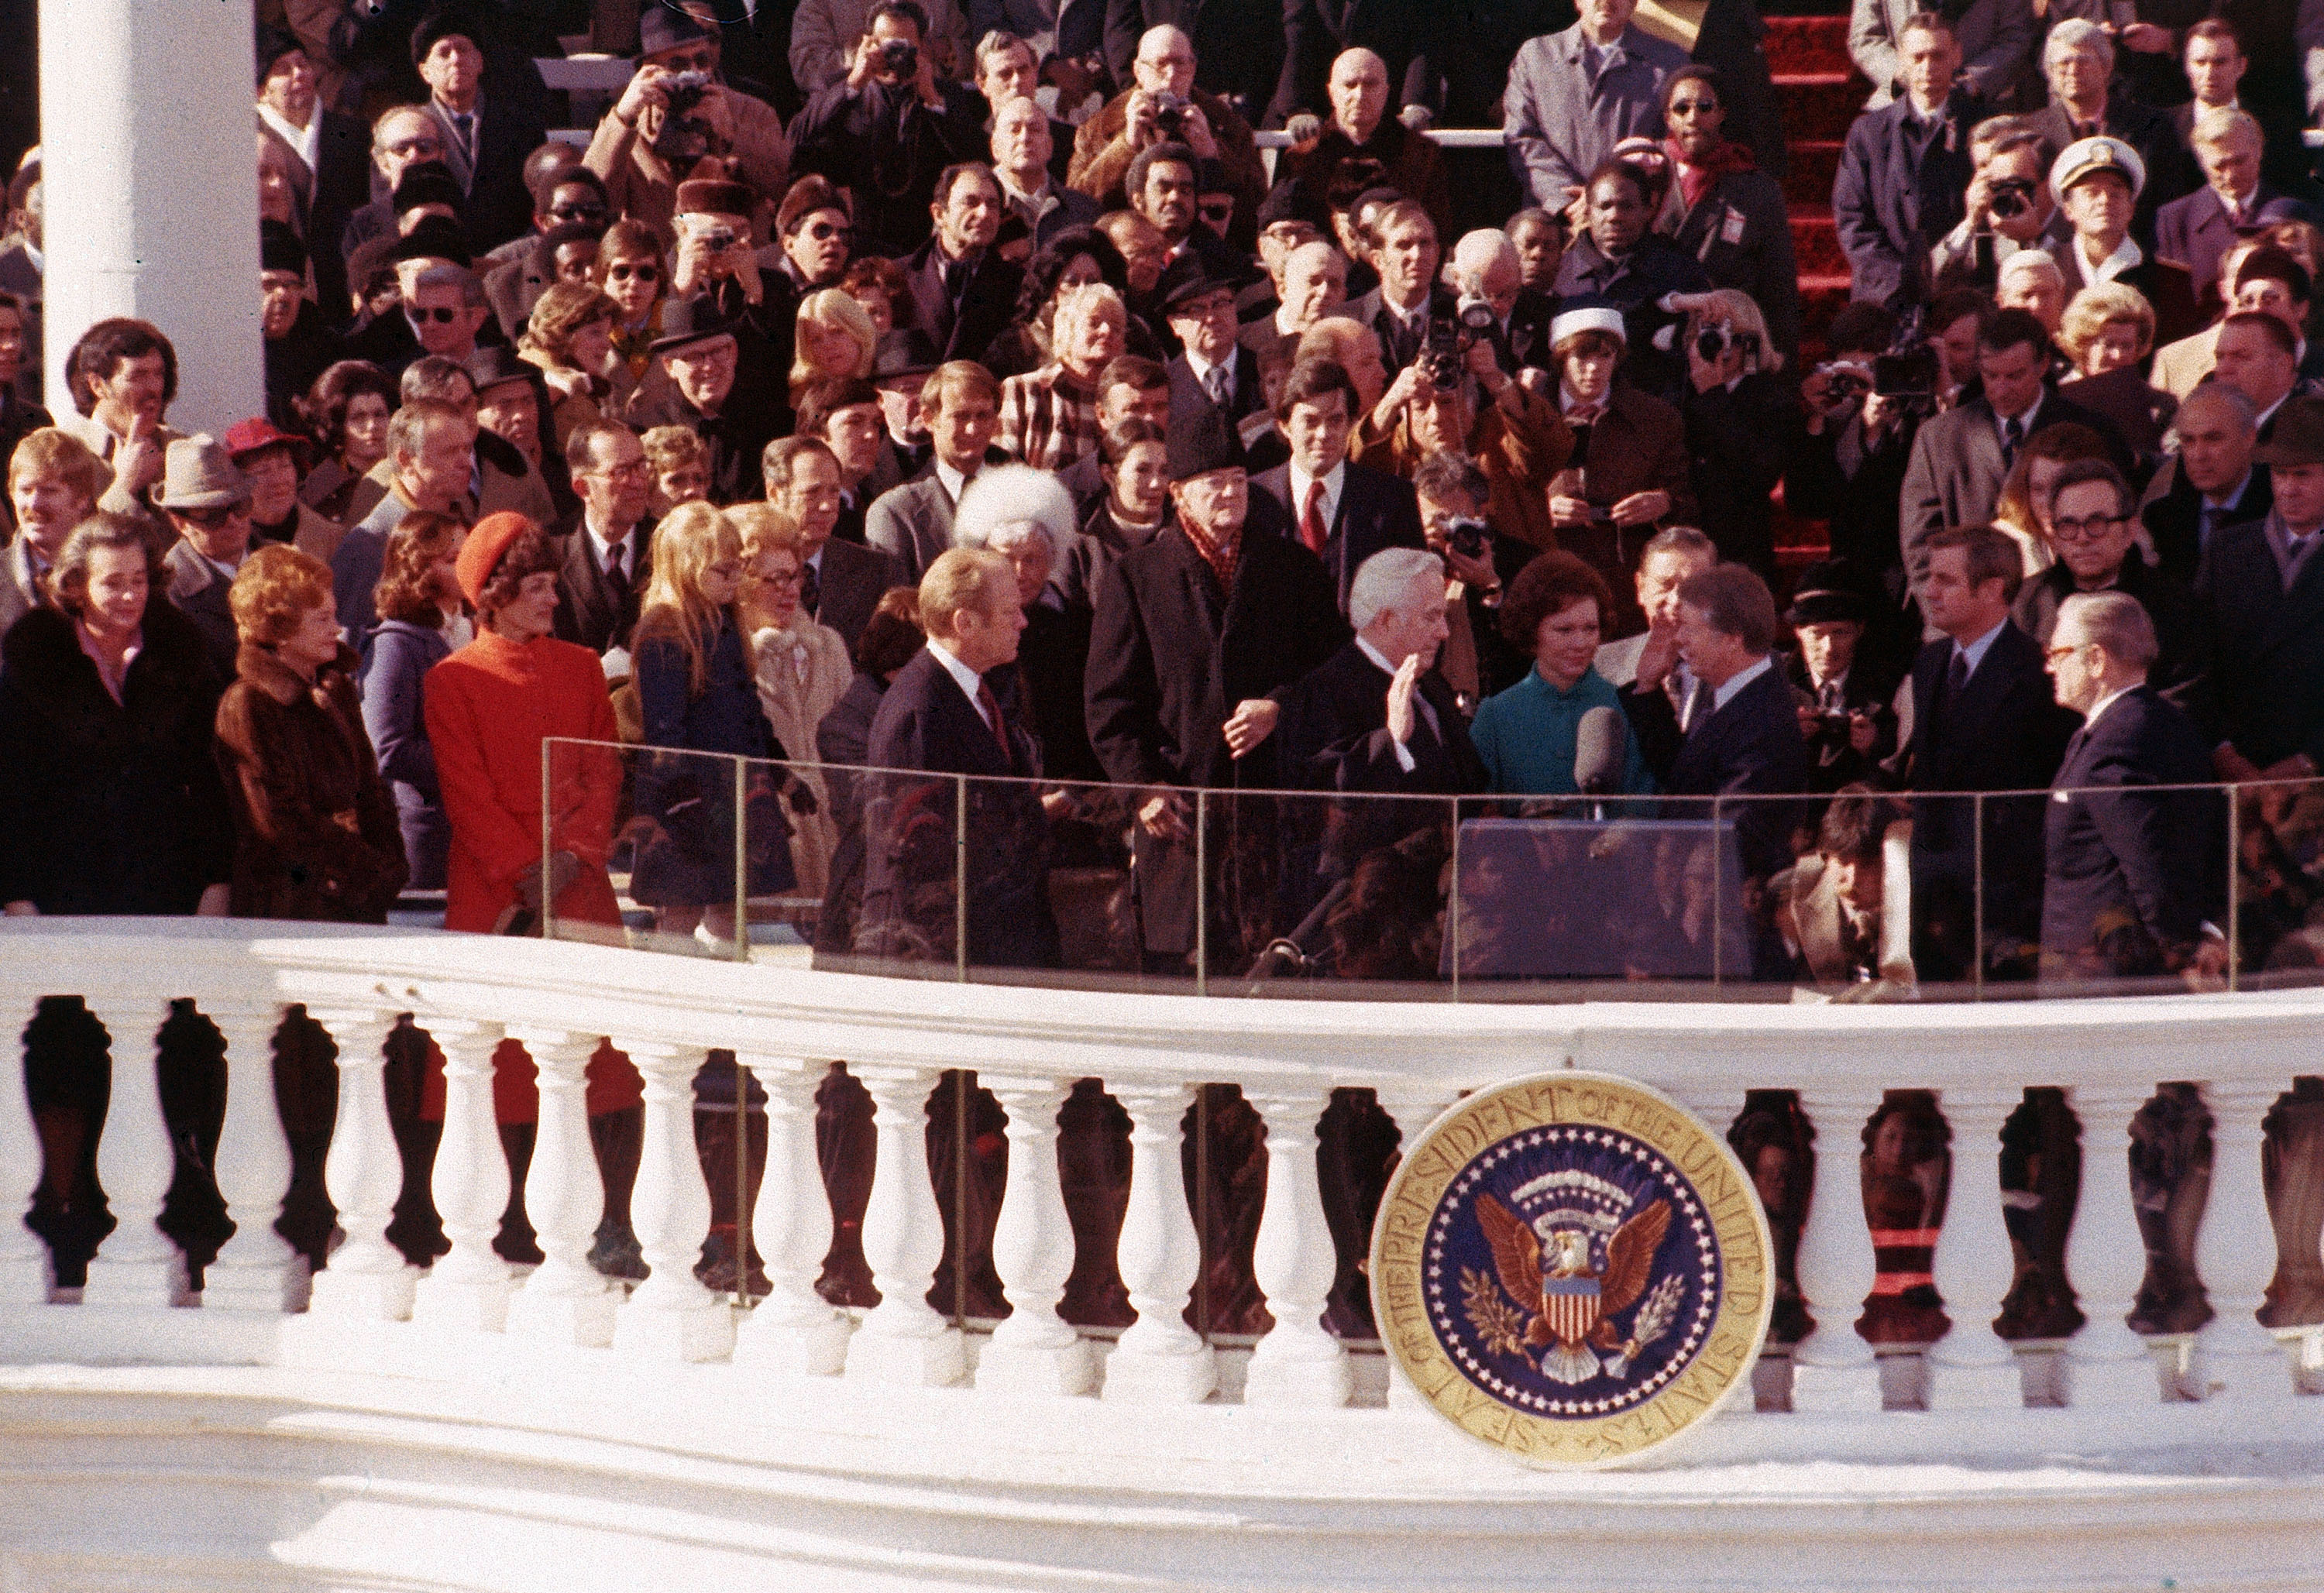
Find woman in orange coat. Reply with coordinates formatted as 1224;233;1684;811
421;511;643;1131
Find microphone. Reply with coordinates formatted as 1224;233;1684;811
1573;705;1625;797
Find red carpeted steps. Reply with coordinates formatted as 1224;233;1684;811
1764;10;1868;575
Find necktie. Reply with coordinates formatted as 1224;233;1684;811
1946;647;1972;703
1299;479;1329;554
799;557;821;618
1205;364;1231;410
976;679;1014;769
2199;501;2221;552
2000;416;2024;468
603;539;630;605
452;112;476;164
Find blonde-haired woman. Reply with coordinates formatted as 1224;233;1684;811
731;501;848;898
1679;285;1794;578
789;288;878;401
627;501;793;948
2058;282;2176;458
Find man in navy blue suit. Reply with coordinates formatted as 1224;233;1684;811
2039;592;2228;987
1618;561;1809;883
862;546;1061;971
1247;358;1425;616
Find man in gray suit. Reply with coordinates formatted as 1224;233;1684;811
1503;0;1690;212
1849;0;2032;110
154;434;256;680
763;435;906;663
865;360;1002;582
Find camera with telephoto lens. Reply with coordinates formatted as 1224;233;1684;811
1149;91;1189;139
878;38;919;77
1456;295;1499;336
1694;321;1762;364
1987;177;2037;221
651;69;717;162
1444;517;1490;561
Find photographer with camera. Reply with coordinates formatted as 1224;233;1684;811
668;179;767;321
1542;305;1693;622
586;9;795;247
1677;287;1794;580
1779;561;1896;793
1066;26;1266;248
1656;66;1800;369
1348;275;1569;557
1930;126;2061;297
1443;230;1556;386
792;0;992;256
1788;300;1934;614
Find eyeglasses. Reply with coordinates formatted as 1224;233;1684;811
550;202;609;223
409;305;462;323
2050;513;2124;541
606;262;660;281
2044;642;2092;662
1197;201;1235;223
174;502;247;528
798;220;851;243
654;49;717;73
1667;98;1720;115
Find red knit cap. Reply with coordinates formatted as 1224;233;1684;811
456;511;537;609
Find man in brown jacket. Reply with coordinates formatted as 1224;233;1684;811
1067;25;1265;249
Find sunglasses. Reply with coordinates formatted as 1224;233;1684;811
410;305;463;323
607;262;660;281
1198;201;1234;222
550;202;608;222
799;220;851;243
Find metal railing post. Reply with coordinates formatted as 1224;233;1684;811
1447;797;1462;1002
1710;796;1724;990
540;737;556;942
1195;789;1208;997
956;774;969;984
1972;792;1985;1001
734;755;750;963
2227;789;2242;993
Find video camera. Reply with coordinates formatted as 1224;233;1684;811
1420;297;1502;389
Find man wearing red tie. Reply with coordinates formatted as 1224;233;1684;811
1247;359;1424;616
863;546;1061;970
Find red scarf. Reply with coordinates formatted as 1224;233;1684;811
1666;136;1755;214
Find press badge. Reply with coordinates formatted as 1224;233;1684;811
1719;206;1746;245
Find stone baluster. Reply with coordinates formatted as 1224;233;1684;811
1789;1083;1883;1413
1245;1087;1350;1408
612;1041;732;1362
0;997;53;1303
1925;1087;2024;1410
2064;1082;2163;1405
731;1055;851;1375
845;1064;963;1386
1373;1080;1460;1413
503;1028;617;1348
411;1020;514;1334
1104;1080;1212;1403
305;1010;417;1320
2193;1079;2292;1401
81;1003;186;1308
978;1075;1096;1397
201;1002;306;1313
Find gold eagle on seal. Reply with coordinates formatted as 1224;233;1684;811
1463;1193;1678;1385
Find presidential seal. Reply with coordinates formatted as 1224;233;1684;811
1371;1071;1772;1469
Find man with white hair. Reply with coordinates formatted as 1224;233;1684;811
999;282;1126;469
2023;19;2194;242
2140;383;2269;583
1067;25;1266;241
2039;589;2225;985
1274;545;1486;798
1446;228;1557;379
1994;249;2068;335
2155;108;2319;305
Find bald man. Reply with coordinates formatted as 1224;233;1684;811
1244;239;1348;381
1276;48;1450;240
1067;24;1267;245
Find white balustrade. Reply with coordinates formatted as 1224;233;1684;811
978;1075;1096;1398
731;1056;851;1375
0;999;53;1303
201;1002;305;1313
1244;1087;1349;1408
1373;1082;1462;1412
502;1028;617;1348
1924;1087;2024;1410
410;1021;514;1334
1789;1083;1883;1413
304;1009;417;1321
2064;1083;2163;1405
80;1003;187;1309
1103;1080;1212;1403
2193;1079;2294;1401
845;1065;962;1387
612;1041;731;1362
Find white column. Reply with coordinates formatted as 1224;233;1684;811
0;998;53;1303
1244;1087;1351;1408
80;1004;186;1308
732;1056;851;1375
978;1076;1097;1398
411;1021;514;1334
503;1028;617;1348
2193;1080;2294;1402
1375;1082;1460;1413
306;1011;417;1321
1104;1081;1213;1403
38;0;262;430
1789;1084;1884;1413
2064;1083;2164;1405
845;1065;964;1387
1924;1087;2023;1410
201;1003;307;1314
613;1042;731;1362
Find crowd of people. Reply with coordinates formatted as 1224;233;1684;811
2;1;2322;1001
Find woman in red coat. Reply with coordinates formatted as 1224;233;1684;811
421;511;642;1155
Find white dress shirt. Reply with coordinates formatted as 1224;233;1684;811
1710;654;1772;713
1287;459;1346;532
